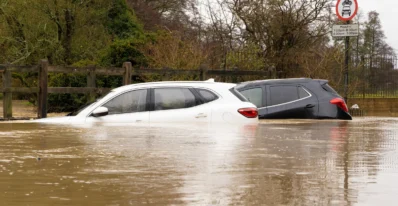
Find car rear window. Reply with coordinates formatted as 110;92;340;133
197;89;219;103
321;83;339;95
240;88;263;107
229;87;248;102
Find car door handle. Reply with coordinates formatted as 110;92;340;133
195;113;207;118
305;104;315;109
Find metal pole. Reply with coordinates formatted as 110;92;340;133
344;21;350;103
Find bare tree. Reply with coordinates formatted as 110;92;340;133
225;0;332;77
203;0;242;69
127;0;196;31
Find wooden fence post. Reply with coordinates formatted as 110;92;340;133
232;66;238;83
123;62;132;85
87;67;96;102
2;68;12;119
161;70;170;81
199;65;208;81
38;60;48;119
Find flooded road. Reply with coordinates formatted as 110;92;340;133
0;118;397;205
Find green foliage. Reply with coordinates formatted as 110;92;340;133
102;0;150;67
0;0;152;111
47;73;87;112
101;38;148;67
96;76;122;88
72;59;98;67
226;44;265;70
107;0;144;39
47;59;121;112
0;0;112;65
0;0;148;67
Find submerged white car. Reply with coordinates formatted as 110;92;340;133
34;80;258;124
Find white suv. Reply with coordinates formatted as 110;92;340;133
34;80;258;124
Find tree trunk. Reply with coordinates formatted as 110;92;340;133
63;9;75;64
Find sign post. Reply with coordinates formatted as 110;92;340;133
344;21;350;104
334;0;358;104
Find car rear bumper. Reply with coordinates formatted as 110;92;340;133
316;108;352;120
336;109;352;120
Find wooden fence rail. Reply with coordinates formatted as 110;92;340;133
0;59;268;119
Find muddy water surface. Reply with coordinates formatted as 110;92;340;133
0;118;397;205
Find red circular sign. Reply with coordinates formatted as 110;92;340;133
336;0;358;21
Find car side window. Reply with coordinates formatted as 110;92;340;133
197;89;218;103
103;89;147;115
154;88;197;111
269;86;299;106
298;86;310;98
240;87;263;107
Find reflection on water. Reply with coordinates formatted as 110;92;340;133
0;119;397;205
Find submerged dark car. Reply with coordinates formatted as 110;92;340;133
235;78;352;120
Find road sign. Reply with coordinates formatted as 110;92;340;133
336;0;358;21
332;24;359;37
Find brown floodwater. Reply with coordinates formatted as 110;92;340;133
0;118;397;205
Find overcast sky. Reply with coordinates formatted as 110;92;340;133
353;0;398;51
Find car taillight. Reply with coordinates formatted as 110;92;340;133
238;108;258;118
330;98;349;112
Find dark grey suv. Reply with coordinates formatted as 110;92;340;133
234;78;352;120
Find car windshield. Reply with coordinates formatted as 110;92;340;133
66;91;114;116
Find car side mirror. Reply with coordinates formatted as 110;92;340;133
92;107;109;117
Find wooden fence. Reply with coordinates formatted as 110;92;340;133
0;59;268;119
